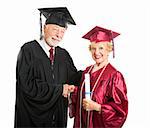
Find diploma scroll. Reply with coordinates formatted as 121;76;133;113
85;73;91;100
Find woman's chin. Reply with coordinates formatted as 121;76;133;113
95;59;102;63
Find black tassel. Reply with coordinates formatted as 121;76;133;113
40;12;43;40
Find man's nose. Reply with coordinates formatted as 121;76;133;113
56;31;62;38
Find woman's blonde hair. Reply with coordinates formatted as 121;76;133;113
107;42;113;52
89;42;113;52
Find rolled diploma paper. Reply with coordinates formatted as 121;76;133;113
85;73;91;100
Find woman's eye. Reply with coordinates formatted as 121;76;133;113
99;47;103;50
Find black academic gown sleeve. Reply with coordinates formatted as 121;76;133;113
15;43;65;127
64;50;82;86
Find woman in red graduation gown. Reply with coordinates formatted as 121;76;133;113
69;26;128;128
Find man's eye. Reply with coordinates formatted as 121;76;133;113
53;28;58;31
61;30;65;34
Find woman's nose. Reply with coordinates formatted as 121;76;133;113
95;49;100;54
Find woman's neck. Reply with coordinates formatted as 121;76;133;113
92;60;109;73
96;59;108;68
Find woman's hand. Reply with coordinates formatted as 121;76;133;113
82;98;101;112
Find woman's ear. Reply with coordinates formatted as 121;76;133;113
107;42;113;52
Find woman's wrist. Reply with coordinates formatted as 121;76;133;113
95;103;101;112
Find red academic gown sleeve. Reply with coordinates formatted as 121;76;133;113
69;86;78;118
97;71;128;128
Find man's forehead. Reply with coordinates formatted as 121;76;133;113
46;24;66;30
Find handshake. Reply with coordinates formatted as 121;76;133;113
62;84;75;98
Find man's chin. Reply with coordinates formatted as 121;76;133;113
52;42;60;47
46;41;59;47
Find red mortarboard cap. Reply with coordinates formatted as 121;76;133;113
82;26;120;58
82;26;120;42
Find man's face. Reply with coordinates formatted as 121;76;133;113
44;24;66;47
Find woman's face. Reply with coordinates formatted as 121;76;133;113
44;24;66;47
90;42;110;65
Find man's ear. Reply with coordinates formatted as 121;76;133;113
44;24;46;29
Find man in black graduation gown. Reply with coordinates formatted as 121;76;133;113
15;7;82;128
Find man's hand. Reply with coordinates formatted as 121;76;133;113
63;84;69;98
68;85;75;93
62;84;75;98
82;98;101;112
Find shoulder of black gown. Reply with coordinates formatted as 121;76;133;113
56;46;74;64
17;40;37;64
21;40;37;49
18;40;36;58
20;40;49;60
56;46;70;57
17;40;35;70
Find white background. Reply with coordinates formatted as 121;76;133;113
0;0;150;127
